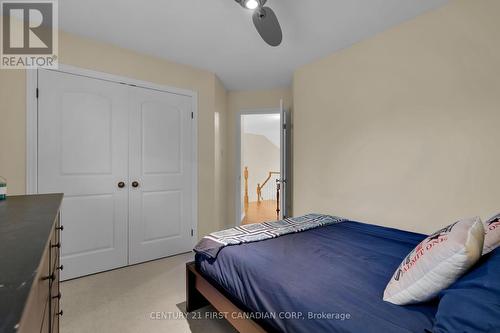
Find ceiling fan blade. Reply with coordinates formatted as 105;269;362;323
252;6;282;47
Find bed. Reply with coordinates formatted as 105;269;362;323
187;219;442;333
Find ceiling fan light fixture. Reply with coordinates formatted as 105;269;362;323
244;0;259;10
234;0;281;47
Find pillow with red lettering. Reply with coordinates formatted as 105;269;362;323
383;217;484;305
483;213;500;255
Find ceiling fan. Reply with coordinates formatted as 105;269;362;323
234;0;283;47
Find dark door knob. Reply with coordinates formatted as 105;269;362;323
132;181;139;188
118;181;125;188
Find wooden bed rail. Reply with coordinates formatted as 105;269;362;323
186;262;269;333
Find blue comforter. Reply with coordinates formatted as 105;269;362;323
196;220;438;333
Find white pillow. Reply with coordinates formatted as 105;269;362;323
383;217;484;305
483;213;500;255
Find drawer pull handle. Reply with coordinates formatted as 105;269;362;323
57;310;63;316
57;265;64;271
132;181;139;188
42;273;55;281
56;225;64;231
52;242;61;249
52;292;62;300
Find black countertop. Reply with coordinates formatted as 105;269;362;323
0;194;63;333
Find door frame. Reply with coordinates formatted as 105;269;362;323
26;64;199;244
235;108;281;226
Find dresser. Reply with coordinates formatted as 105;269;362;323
0;194;63;333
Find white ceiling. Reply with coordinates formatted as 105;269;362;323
59;0;448;91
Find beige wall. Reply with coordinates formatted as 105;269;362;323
293;0;500;234
0;69;25;194
226;88;292;226
0;30;227;237
214;76;228;229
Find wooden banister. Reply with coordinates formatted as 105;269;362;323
244;167;249;214
256;171;279;203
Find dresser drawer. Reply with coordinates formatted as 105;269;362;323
51;290;61;333
50;223;61;274
16;245;51;333
50;263;60;314
50;214;62;333
40;301;50;333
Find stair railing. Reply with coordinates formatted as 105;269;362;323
244;166;249;215
257;171;279;202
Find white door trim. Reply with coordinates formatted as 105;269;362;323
235;108;280;226
26;64;199;244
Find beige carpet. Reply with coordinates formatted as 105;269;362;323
60;252;236;333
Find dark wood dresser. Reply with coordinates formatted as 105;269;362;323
0;194;63;333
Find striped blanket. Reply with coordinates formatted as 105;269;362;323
194;214;345;258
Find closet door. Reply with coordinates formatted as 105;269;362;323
38;70;129;280
128;86;194;264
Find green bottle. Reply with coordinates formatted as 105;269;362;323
0;177;6;200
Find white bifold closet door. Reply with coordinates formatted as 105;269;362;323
128;86;194;265
37;69;194;280
38;70;130;280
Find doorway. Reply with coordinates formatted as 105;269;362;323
236;106;289;225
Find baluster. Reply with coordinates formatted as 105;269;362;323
244;167;249;214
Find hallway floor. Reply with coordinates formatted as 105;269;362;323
242;200;279;225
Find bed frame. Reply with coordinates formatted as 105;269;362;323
186;261;274;333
